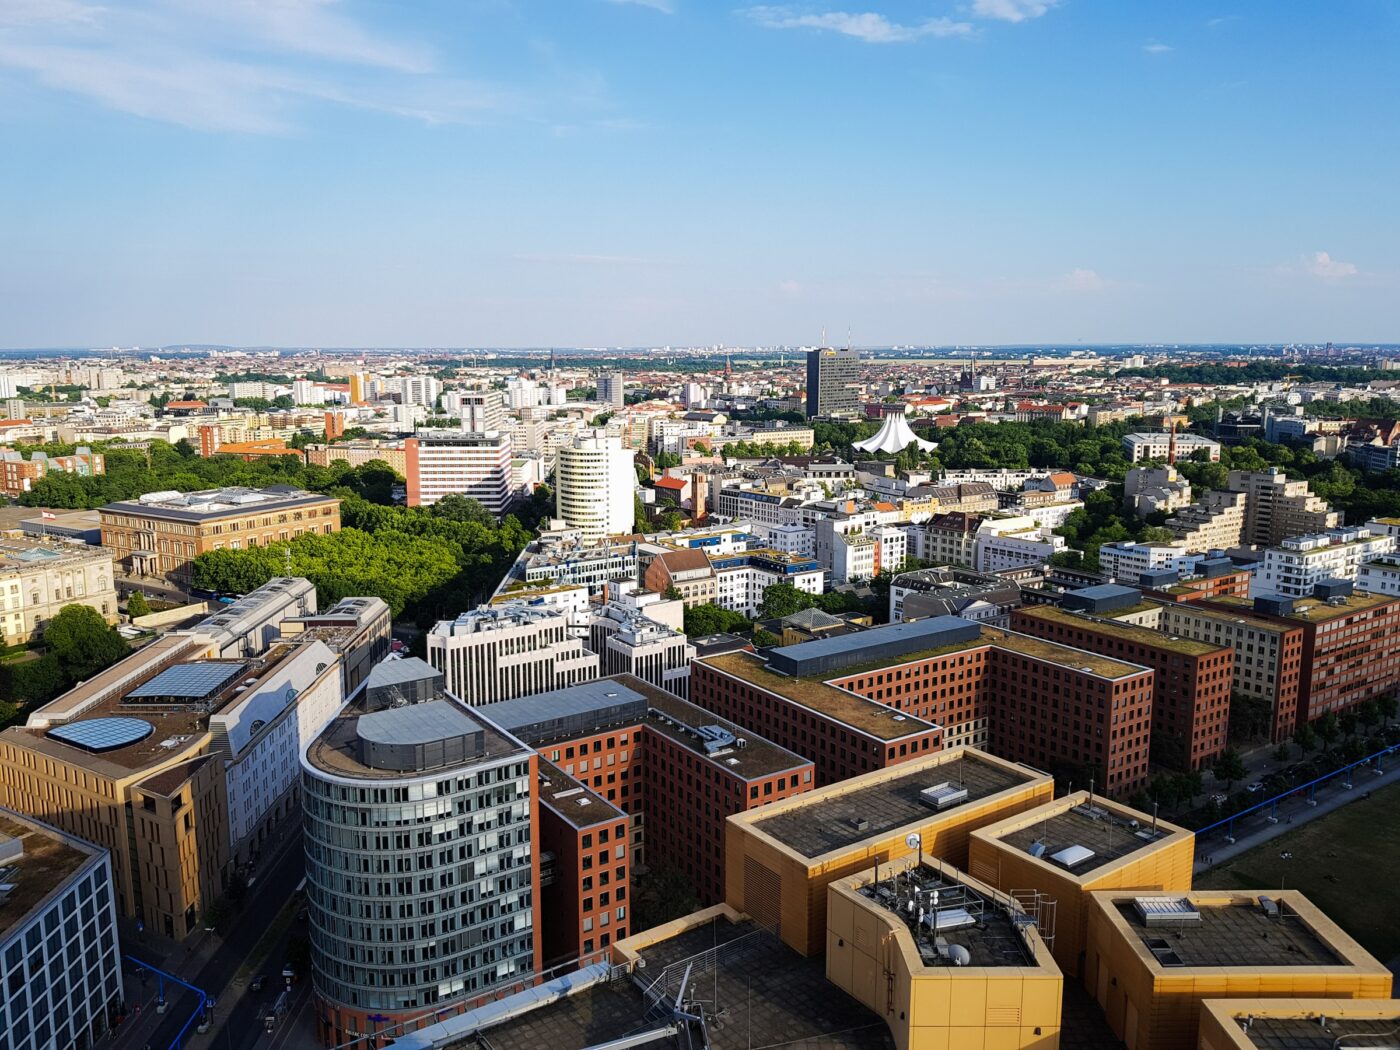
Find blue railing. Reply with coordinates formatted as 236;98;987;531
1195;740;1400;841
124;956;209;1050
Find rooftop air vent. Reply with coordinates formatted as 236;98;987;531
919;782;969;811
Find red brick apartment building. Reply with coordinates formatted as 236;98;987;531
536;761;631;968
1012;605;1235;771
483;674;813;952
1192;589;1400;725
691;615;1155;796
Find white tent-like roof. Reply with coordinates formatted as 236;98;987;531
854;405;936;454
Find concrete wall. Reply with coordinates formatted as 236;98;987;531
130;601;215;629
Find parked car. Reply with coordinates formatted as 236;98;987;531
250;974;266;993
1246;782;1265;794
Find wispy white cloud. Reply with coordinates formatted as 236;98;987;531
1307;251;1358;280
778;279;802;295
1206;15;1239;27
0;0;523;132
605;0;675;12
971;0;1055;24
1142;41;1173;54
743;6;972;43
1055;268;1107;293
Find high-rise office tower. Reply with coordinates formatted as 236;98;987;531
597;372;625;410
555;432;636;542
302;658;540;1044
804;347;860;418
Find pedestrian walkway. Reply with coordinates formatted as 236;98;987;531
1193;756;1400;875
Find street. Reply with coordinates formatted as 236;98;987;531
105;821;313;1050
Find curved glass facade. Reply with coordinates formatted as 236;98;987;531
302;757;536;1014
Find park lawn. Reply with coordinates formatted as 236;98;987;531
1196;779;1400;965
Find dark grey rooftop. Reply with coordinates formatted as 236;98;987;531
365;656;440;692
1117;899;1341;968
1243;1016;1400;1050
537;760;625;829
480;680;649;744
1000;803;1170;875
458;918;894;1050
357;699;483;748
754;754;1028;857
766;615;982;677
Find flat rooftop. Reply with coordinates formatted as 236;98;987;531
1205;592;1398;623
700;649;942;740
307;691;528;781
1242;1016;1400;1050
537;759;625;830
100;485;335;522
754;752;1030;858
997;799;1175;876
859;864;1037;968
7;643;300;775
465;918;894;1050
492;675;811;780
1020;605;1223;656
1117;898;1341;968
0;810;94;941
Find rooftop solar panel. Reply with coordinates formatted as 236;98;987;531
124;662;248;702
47;717;154;753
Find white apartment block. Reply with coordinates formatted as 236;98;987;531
397;374;442;407
1122;432;1222;462
973;516;1065;572
713;552;823;615
1097;540;1195;584
1123;465;1193;517
874;524;908;574
209;639;344;865
405;431;515;513
1015;499;1084;531
1357;554;1400;597
1169;490;1248;553
748;521;816;558
427;603;599;705
1254;526;1397;598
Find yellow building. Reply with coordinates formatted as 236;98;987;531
726;747;1054;956
1084;891;1393;1050
1197;998;1400;1050
826;855;1063;1050
967;791;1195;979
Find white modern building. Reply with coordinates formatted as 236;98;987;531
589;609;694;698
1122;432;1221;462
973;516;1066;572
1357;553;1400;597
405;431;515;513
427;602;599;705
397;374;442;408
0;809;123;1050
555;432;636;543
210;638;344;865
1097;540;1195;584
712;549;824;615
1255;526;1397;598
1123;465;1193;517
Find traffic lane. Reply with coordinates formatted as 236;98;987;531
213;918;308;1050
144;831;306;1048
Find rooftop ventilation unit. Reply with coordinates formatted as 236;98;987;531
1026;840;1047;859
1073;804;1109;821
850;817;870;832
919;782;969;811
1133;896;1200;926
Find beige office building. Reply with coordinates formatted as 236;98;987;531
0;536;117;644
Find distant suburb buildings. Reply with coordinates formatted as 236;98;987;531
99;485;342;586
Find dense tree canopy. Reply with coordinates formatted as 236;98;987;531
45;604;130;680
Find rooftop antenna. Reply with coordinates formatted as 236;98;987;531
821;326;827;347
284;544;293;577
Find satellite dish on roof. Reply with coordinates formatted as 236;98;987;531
906;833;922;850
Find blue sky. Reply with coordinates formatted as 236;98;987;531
1;0;1397;348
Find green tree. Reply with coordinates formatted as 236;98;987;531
759;582;819;620
682;603;751;637
44;605;129;680
1377;694;1398;727
1292;722;1319;756
1357;700;1381;734
1212;748;1247;792
1315;712;1340;752
430;494;495;525
126;592;151;618
751;628;781;648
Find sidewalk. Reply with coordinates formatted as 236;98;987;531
1193;755;1400;875
102;812;306;1049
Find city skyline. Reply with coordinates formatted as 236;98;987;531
2;1;1397;348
